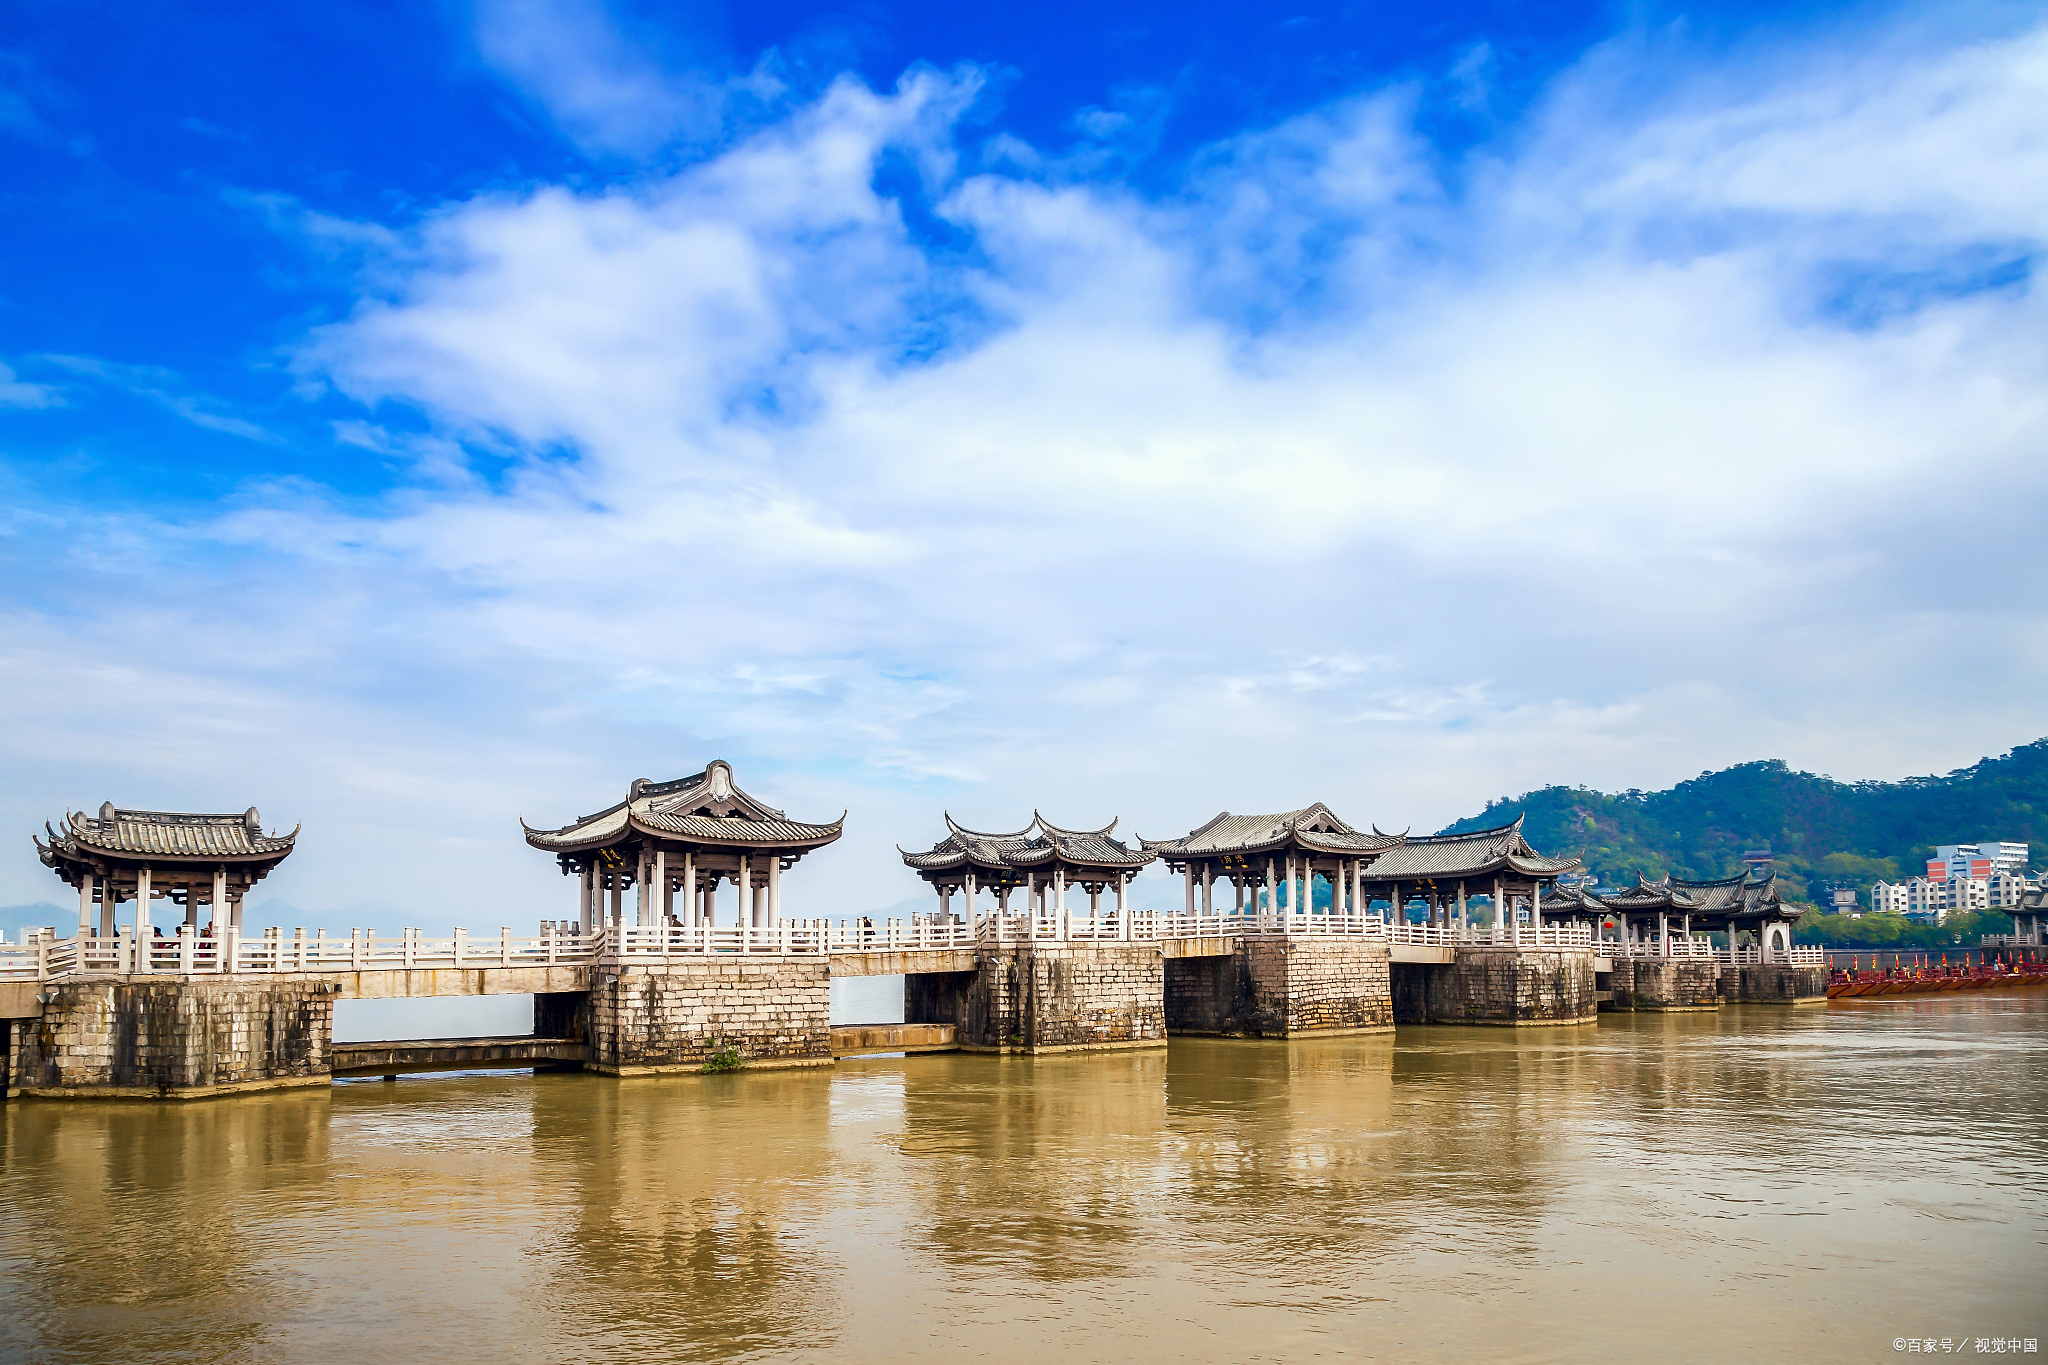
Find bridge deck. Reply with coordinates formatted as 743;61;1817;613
330;1036;587;1076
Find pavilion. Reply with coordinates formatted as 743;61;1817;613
900;813;1154;932
523;760;844;933
1541;870;1805;957
34;802;297;938
1139;805;1403;920
1347;817;1584;931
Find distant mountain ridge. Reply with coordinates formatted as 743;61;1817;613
1437;738;2048;905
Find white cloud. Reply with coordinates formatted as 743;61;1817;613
4;17;2046;926
0;362;58;409
472;0;787;159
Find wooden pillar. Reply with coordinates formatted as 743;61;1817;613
1201;864;1213;915
1265;858;1276;917
1235;875;1245;913
608;873;623;930
1532;882;1543;934
1184;863;1195;917
100;875;118;938
1457;883;1468;934
77;872;94;938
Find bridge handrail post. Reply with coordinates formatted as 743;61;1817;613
501;926;511;967
453;926;467;968
314;927;328;971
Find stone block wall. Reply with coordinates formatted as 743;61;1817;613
952;944;1165;1051
1164;955;1239;1033
904;969;977;1030
1397;948;1596;1025
8;978;335;1096
534;989;591;1042
1723;964;1829;1004
588;958;831;1074
1166;938;1392;1036
1606;959;1722;1011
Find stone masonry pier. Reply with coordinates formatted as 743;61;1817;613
6;934;1616;1097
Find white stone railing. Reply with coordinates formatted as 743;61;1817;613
1595;938;1827;966
3;911;1619;980
3;925;595;978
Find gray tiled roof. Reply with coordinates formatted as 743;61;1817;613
1352;818;1581;881
1581;872;1798;922
524;760;845;853
1141;803;1400;858
901;813;1154;875
38;805;297;865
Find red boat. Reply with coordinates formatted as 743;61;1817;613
1827;952;2048;998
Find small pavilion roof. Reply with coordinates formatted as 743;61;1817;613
1140;804;1402;860
902;813;1154;876
1577;871;1800;923
37;804;297;870
1353;817;1580;883
523;760;845;855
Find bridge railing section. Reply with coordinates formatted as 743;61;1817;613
6;914;1635;979
1594;938;1827;966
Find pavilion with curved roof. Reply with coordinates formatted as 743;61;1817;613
35;801;297;939
523;759;843;933
1540;870;1804;956
1140;803;1403;918
901;812;1153;925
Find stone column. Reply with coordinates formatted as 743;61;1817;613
211;868;227;932
683;851;696;927
1493;876;1504;943
1119;874;1132;941
1532;882;1543;934
737;854;751;930
1457;883;1468;934
768;852;781;926
100;876;118;938
1184;864;1195;916
134;865;153;973
78;872;94;938
185;883;200;928
653;848;667;928
1265;859;1276;918
579;864;593;934
1235;876;1245;913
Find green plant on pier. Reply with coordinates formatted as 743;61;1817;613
701;1039;743;1073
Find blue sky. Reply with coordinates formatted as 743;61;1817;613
2;0;2044;929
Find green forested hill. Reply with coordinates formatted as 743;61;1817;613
1438;737;2048;906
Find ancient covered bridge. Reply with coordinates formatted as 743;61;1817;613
1;764;1827;1099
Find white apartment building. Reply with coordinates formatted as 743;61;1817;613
1929;842;2029;880
1870;870;2032;924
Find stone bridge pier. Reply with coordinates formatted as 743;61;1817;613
905;943;1166;1052
1388;947;1598;1027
